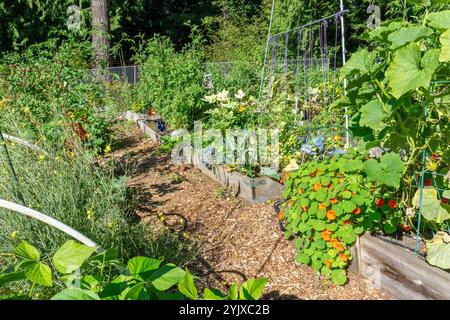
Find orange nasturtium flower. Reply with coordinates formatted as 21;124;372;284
325;259;332;268
322;230;332;241
330;198;339;205
353;207;361;215
301;205;309;212
339;254;349;262
278;211;284;221
313;182;322;191
327;210;336;221
288;200;295;207
319;203;327;210
298;188;304;195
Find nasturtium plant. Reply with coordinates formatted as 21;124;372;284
282;155;371;285
282;152;406;285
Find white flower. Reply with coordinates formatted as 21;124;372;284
216;90;229;102
203;94;217;104
234;89;246;100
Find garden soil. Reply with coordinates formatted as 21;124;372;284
111;124;391;300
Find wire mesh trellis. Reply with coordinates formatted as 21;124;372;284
413;80;450;254
258;9;348;132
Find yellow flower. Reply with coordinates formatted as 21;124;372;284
334;135;342;142
87;208;94;221
104;144;112;154
10;231;17;240
425;161;438;172
239;105;246;113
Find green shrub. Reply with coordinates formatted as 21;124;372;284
135;35;208;129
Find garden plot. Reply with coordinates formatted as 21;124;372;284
111;124;390;300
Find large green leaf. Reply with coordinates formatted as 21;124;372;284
388;25;433;49
339;49;373;80
204;288;227;300
385;43;435;98
0;271;26;286
360;100;392;130
52;240;97;274
51;288;100;300
178;270;198;300
119;283;149;300
426;232;450;269
426;10;450;29
24;262;52;287
412;188;450;223
421;48;441;71
127;256;162;281
363;153;404;188
15;241;40;261
150;264;186;291
239;278;268;300
439;29;450;62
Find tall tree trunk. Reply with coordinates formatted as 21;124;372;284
91;0;110;69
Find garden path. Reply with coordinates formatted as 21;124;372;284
113;124;391;300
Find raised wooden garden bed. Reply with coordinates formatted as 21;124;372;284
192;151;285;204
351;233;450;300
126;110;285;203
124;111;166;145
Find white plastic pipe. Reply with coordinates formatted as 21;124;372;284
1;133;48;155
0;199;98;248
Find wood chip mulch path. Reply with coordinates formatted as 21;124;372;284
112;125;391;300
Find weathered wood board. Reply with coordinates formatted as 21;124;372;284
353;234;450;300
191;153;285;204
125;111;164;145
126;110;285;203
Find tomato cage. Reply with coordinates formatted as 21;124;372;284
412;80;450;256
257;1;351;164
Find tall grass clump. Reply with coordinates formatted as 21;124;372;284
0;35;201;297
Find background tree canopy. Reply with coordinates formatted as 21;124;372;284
0;0;437;60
